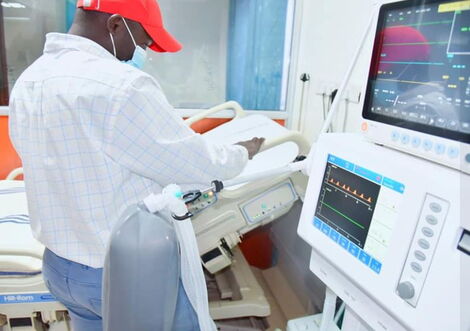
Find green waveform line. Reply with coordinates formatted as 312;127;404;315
383;41;448;46
388;20;453;28
381;61;445;65
322;202;366;230
377;78;440;87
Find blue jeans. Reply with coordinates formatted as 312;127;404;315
42;248;200;331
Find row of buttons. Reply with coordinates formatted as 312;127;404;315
313;217;382;274
397;195;449;306
412;201;443;274
391;131;460;159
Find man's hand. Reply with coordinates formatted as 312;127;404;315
235;137;265;160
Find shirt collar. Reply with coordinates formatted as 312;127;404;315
44;32;116;61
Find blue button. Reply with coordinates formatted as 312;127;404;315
329;229;340;242
321;223;331;236
434;143;445;155
370;259;382;274
359;251;371;265
447;146;459;159
411;136;421;148
391;131;400;142
423;140;433;151
400;134;410;145
313;218;322;229
339;236;349;250
466;153;470;164
348;243;360;257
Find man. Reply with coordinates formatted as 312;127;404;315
8;0;264;330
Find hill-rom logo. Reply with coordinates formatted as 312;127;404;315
0;293;56;304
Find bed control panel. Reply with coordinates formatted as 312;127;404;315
240;180;298;224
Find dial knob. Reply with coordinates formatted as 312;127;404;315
397;281;415;299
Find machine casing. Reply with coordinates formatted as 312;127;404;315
298;133;466;331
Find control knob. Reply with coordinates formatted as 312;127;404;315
397;281;415;299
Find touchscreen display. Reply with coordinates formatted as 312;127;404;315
362;0;470;143
313;155;405;274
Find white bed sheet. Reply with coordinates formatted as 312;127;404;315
203;115;299;191
0;180;43;275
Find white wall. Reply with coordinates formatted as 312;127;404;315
293;0;398;143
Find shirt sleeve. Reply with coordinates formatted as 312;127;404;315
103;75;249;187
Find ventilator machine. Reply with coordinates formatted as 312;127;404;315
0;0;469;330
291;0;468;330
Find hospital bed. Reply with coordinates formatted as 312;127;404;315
186;102;310;320
0;180;69;331
0;101;309;328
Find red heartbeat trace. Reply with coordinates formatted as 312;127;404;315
328;178;373;203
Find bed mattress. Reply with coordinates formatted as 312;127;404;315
0;180;43;276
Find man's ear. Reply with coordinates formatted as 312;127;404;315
106;14;124;35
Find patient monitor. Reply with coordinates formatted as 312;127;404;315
297;0;469;330
361;0;470;173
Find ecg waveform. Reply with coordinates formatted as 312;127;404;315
315;163;381;248
327;178;373;204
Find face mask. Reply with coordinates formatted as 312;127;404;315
109;18;148;69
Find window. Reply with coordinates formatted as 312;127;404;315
148;0;294;111
0;0;294;111
0;0;72;105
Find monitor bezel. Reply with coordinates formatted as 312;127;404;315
362;0;470;144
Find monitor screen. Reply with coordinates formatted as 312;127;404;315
313;155;405;274
362;0;470;143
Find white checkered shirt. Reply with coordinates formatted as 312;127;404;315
9;33;248;268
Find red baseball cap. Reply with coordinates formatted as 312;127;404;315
77;0;182;53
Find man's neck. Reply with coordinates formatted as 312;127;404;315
68;24;111;55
